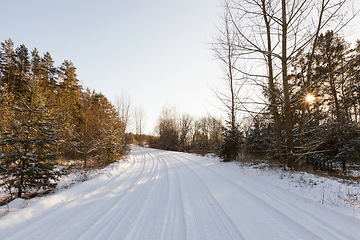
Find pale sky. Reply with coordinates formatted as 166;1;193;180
1;0;224;134
2;0;360;134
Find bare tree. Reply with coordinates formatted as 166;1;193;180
211;9;246;161
134;105;146;146
179;113;193;152
215;0;357;168
212;9;242;131
114;92;131;133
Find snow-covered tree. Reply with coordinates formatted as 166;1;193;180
0;82;63;199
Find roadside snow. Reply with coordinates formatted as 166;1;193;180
223;161;360;218
0;146;359;240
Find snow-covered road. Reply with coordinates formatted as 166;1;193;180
1;146;359;239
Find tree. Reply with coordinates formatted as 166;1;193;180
244;117;274;158
96;93;127;165
57;60;81;160
314;30;349;121
212;8;244;161
115;92;131;134
134;105;146;146
218;119;243;162
72;90;127;168
156;107;179;151
346;40;360;123
208;117;223;155
72;89;100;168
179;113;193;152
192;117;211;155
215;0;357;168
0;84;14;135
0;39;17;95
14;44;31;97
0;39;129;177
38;51;58;102
0;82;63;199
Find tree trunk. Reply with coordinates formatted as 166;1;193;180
261;0;284;168
281;0;294;168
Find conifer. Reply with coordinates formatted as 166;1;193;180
0;82;63;198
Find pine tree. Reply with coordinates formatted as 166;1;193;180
346;40;360;123
244;117;274;158
13;44;31;97
0;39;16;93
57;60;81;160
314;30;349;121
218;120;243;162
0;84;14;134
0;82;63;199
40;52;58;101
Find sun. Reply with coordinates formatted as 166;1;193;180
305;94;315;104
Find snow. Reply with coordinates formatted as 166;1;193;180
0;145;359;239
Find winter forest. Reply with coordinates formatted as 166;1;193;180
1;0;360;205
0;39;129;201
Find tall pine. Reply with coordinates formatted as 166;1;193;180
0;82;63;199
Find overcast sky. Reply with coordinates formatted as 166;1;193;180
2;0;360;134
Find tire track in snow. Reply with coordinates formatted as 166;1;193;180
180;154;360;239
118;152;168;240
165;153;245;240
58;153;149;240
176;153;322;240
160;160;187;240
1;157;141;240
80;150;159;240
207;162;358;240
52;151;151;240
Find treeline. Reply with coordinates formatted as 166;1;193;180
0;39;127;199
136;107;223;156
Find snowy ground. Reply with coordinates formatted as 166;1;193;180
0;146;359;240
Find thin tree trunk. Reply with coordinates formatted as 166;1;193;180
261;0;284;168
281;0;294;167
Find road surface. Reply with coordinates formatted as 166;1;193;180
0;146;359;239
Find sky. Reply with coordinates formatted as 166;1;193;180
1;0;225;134
1;0;360;134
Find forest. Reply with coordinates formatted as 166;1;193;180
0;39;128;200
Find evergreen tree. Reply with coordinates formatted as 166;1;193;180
244;117;274;158
57;60;81;160
218;120;243;162
314;30;349;121
313;121;360;172
40;52;58;101
346;40;360;123
0;82;63;199
14;44;31;96
0;39;16;94
0;84;14;134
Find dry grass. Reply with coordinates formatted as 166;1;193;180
237;155;360;183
